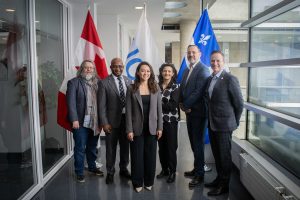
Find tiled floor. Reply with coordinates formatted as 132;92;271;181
32;122;254;200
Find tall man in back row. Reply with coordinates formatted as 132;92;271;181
98;58;131;184
204;51;244;196
179;45;210;187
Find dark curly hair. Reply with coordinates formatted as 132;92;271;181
132;61;158;93
158;63;178;88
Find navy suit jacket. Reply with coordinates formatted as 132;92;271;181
205;70;244;132
179;61;210;117
66;77;99;126
98;74;131;128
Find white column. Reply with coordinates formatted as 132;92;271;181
180;19;197;58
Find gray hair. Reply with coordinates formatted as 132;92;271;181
77;59;96;77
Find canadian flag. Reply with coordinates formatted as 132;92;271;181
57;10;108;131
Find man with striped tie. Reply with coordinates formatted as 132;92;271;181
98;58;132;184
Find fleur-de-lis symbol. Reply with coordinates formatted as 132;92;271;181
198;34;211;46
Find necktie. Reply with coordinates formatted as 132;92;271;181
117;76;126;107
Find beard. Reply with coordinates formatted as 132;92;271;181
81;73;95;81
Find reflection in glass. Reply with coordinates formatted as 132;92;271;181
251;6;300;62
0;0;35;199
248;111;300;178
249;66;300;118
35;0;67;174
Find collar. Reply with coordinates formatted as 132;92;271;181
188;60;200;70
211;69;224;78
112;74;122;80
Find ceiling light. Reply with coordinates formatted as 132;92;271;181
35;21;40;23
163;12;181;18
5;9;15;12
135;6;144;10
165;2;187;9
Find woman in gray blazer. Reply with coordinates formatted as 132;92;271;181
126;61;163;193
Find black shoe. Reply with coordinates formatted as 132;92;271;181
188;176;203;187
207;185;229;196
156;170;169;179
76;175;85;183
106;174;114;184
166;173;176;183
184;169;195;177
119;169;131;179
88;168;104;176
204;178;220;187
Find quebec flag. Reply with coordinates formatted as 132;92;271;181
177;9;219;83
126;8;163;80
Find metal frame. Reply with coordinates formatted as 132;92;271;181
241;0;300;28
244;102;300;131
240;58;300;68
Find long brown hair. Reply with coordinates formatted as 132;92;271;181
132;61;158;93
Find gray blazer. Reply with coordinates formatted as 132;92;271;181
98;74;131;128
125;85;163;136
66;77;99;125
205;70;244;132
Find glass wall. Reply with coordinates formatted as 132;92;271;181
251;7;300;62
0;0;36;199
248;111;300;178
249;66;300;118
247;1;300;180
35;0;67;174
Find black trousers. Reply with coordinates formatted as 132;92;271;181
208;128;232;186
130;133;157;187
186;115;207;177
158;122;178;173
105;115;129;175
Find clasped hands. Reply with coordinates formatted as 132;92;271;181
179;103;191;114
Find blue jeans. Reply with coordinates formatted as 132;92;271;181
73;127;99;176
186;115;207;177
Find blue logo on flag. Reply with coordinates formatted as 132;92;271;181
126;48;142;80
177;9;219;83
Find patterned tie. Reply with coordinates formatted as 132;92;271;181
117;76;126;107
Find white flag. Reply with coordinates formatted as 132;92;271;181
125;8;163;80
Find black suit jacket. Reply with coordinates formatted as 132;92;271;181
98;74;131;128
179;62;210;117
205;70;244;132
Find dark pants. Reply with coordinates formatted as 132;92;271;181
73;127;99;176
105;115;129;175
208;128;232;186
158;122;178;173
186;115;207;177
130;133;157;187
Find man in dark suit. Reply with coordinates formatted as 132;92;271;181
98;58;131;184
204;51;243;196
179;45;210;187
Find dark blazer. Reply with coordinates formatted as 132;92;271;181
66;77;99;125
205;70;244;132
125;85;163;136
179;62;210;117
98;74;131;128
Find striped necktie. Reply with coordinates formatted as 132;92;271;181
117;76;126;107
